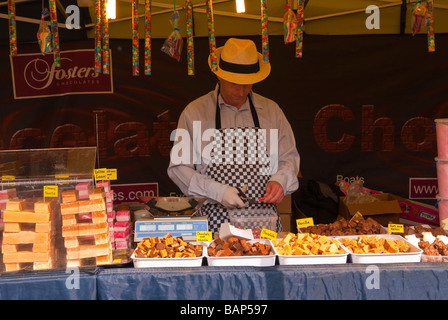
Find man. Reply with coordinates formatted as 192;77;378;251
168;38;300;233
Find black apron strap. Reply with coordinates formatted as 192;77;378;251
215;86;260;129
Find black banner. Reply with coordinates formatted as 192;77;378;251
1;34;446;200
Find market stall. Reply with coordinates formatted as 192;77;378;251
1;0;448;302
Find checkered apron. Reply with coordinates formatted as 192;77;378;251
199;89;282;234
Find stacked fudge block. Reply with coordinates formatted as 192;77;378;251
0;188;17;211
0;188;17;231
114;206;132;249
2;198;57;272
60;182;112;267
97;180;132;250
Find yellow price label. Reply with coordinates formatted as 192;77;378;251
349;211;363;223
106;169;117;180
196;231;212;242
94;168;107;181
260;228;277;241
388;223;404;233
44;185;58;198
1;175;15;181
296;217;314;229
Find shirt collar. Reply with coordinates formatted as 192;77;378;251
214;83;261;111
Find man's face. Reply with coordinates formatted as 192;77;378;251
218;77;253;109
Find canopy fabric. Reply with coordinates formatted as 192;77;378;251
2;0;448;44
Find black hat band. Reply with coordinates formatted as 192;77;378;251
219;58;260;74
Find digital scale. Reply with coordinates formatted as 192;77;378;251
134;197;209;242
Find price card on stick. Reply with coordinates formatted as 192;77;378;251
296;217;314;229
260;228;277;241
388;223;404;233
349;211;363;223
196;231;212;242
44;185;58;198
106;169;117;180
94;168;107;181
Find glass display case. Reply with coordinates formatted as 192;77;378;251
0;147;117;272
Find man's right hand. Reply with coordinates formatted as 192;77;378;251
221;186;248;209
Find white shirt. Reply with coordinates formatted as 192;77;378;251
167;84;300;203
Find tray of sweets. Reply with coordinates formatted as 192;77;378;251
405;232;448;263
273;233;349;265
298;216;387;236
335;234;422;264
205;238;275;267
132;234;204;268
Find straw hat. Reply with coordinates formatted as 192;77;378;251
208;38;271;85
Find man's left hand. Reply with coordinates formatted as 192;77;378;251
262;181;284;204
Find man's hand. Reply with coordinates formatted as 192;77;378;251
262;181;284;204
221;186;248;209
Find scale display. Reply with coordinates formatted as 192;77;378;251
134;217;208;241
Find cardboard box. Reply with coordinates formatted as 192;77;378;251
277;195;291;213
338;193;401;226
391;195;439;226
279;212;292;232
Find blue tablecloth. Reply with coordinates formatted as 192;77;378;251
95;263;448;300
0;267;97;300
1;262;448;300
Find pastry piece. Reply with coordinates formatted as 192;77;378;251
2;242;51;253
78;199;106;213
3;251;51;263
92;211;107;223
34;199;56;214
96;252;113;265
76;182;91;200
96;180;110;192
3;210;50;223
64;237;79;248
94;232;110;245
62;214;77;226
6;199;26;211
62;190;78;203
66;243;111;260
3;231;50;244
62;222;108;237
89;187;105;200
116;210;130;222
33;259;53;270
60;202;79;215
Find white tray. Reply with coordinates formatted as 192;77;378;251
335;234;422;264
205;239;276;267
273;239;349;265
422;254;448;262
131;243;205;268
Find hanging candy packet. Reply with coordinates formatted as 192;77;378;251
37;8;52;54
283;5;297;44
411;1;427;35
161;11;183;61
